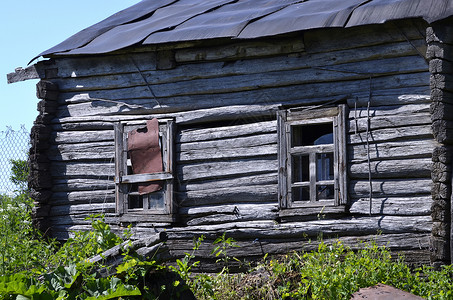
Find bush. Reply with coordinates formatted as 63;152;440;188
0;191;56;276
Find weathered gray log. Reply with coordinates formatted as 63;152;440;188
177;184;277;207
49;204;115;219
177;157;277;181
348;125;433;144
427;43;453;61
178;172;277;192
426;24;453;44
135;242;168;260
162;235;430;272
55;89;430;128
53;40;426;94
179;203;277;216
89;232;166;267
177;36;423;65
7;65;40;83
51;130;114;144
433;145;453;164
165;232;430;259
431;73;453;93
46;52;157;78
52;178;115;192
51;190;115;205
350;179;432;198
52;121;116;131
349;140;436;163
349;114;431;133
177;133;276;162
51;162;115;177
55;54;427;96
51;223;124;239
348;88;430;107
51;85;428;126
53;104;277;126
349;158;432;179
431;87;453;103
178;120;276;143
178;144;277;162
432;119;453;144
47;31;425;85
432;161;451;183
48;142;115;161
176;38;305;62
51;215;94;226
178;132;276;151
55;70;429;119
89;240;131;264
348;102;430;119
431;101;453;122
349;196;432;215
179;203;278;226
59;68;429;104
165;215;431;240
50;214;168;228
304;19;426;53
429;58;453;74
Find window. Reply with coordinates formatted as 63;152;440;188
114;118;175;222
277;105;347;214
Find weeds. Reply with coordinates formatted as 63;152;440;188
1;160;453;299
191;240;453;300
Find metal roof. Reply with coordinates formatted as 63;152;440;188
38;0;453;58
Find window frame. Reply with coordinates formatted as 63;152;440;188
277;105;347;214
114;118;175;222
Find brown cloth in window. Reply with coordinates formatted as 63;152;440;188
127;119;163;194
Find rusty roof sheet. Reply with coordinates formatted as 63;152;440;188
37;0;453;58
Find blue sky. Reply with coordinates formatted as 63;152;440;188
0;1;140;132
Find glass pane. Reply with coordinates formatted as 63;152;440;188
292;186;310;202
292;155;309;183
291;123;333;147
128;182;166;210
317;185;334;200
148;189;166;210
316;153;334;181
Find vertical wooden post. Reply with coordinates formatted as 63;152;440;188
114;122;126;215
277;110;288;209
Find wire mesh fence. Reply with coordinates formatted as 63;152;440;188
0;126;30;194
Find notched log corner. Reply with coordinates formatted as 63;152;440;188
36;80;59;100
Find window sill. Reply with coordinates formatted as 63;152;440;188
278;205;347;222
118;213;176;223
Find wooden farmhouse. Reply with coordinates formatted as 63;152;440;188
8;0;453;268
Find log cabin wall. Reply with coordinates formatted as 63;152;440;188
31;18;435;266
426;17;453;268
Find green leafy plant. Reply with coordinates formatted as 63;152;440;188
169;235;204;282
212;232;240;270
0;193;56;276
50;215;124;268
192;240;453;300
0;216;141;299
